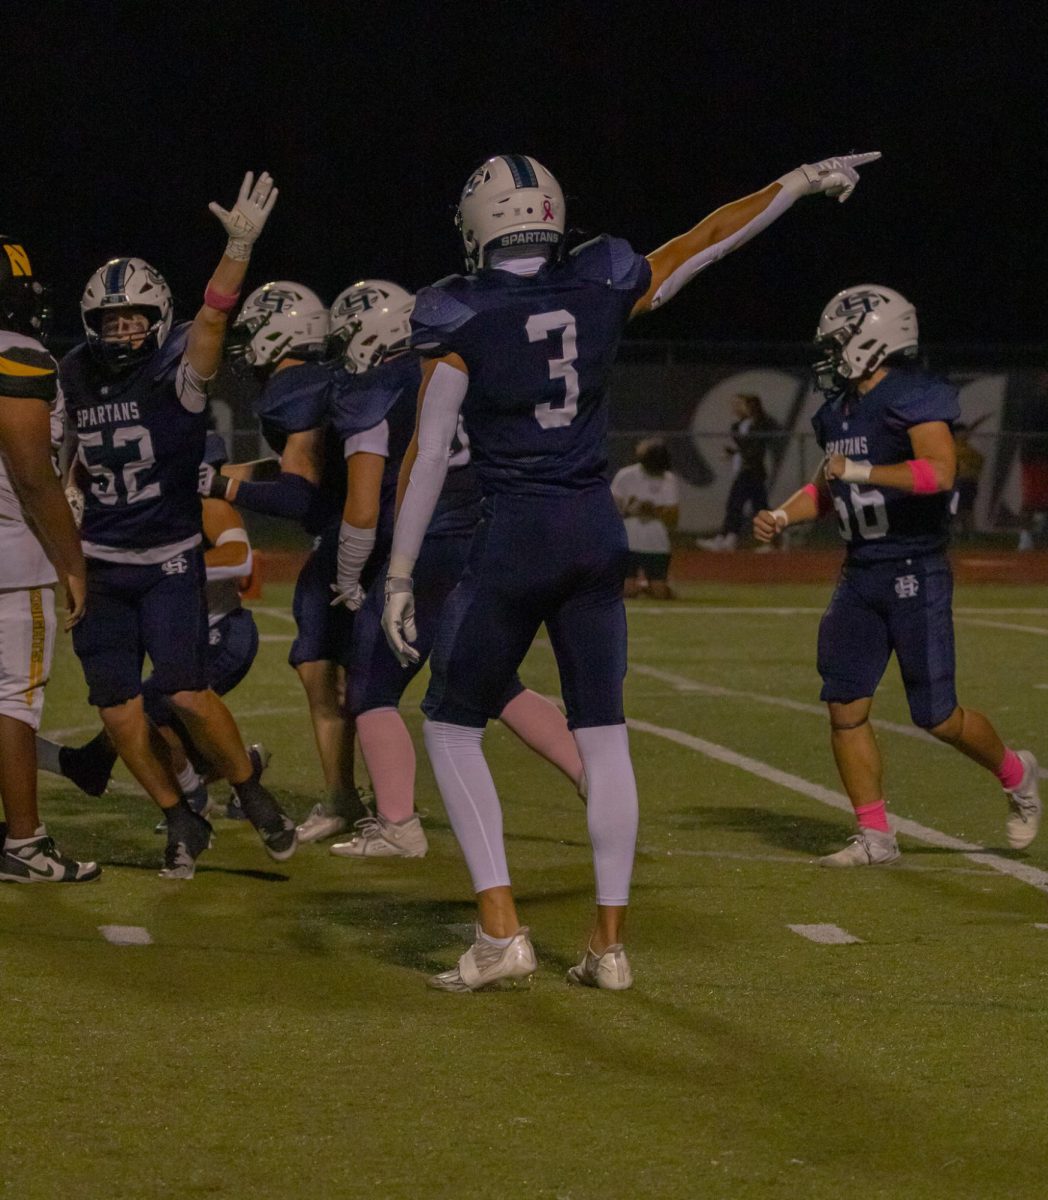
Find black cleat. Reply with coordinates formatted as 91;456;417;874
58;742;116;797
159;806;213;880
233;779;297;862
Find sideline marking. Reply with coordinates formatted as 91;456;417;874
625;715;1048;896
631;663;1048;781
98;925;152;946
788;924;862;945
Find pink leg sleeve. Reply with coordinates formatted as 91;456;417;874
355;707;417;824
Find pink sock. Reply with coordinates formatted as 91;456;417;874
499;689;585;793
854;800;891;834
995;748;1024;791
356;708;416;824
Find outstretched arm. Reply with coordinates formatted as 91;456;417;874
184;171;279;383
631;152;880;318
382;354;468;664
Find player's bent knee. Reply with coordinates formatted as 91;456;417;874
830;716;870;732
167;689;213;718
926;706;964;742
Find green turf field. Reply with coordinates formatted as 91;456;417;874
4;582;1048;1199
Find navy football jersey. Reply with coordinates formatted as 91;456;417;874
62;323;207;562
255;362;345;531
812;369;961;562
328;352;480;544
410;235;651;496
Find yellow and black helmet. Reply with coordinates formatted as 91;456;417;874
0;237;50;341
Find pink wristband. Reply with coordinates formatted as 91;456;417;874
906;459;938;494
802;482;832;516
204;284;241;313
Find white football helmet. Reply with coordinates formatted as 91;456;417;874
456;155;564;271
814;284;919;391
80;257;173;368
228;281;329;368
329;280;414;374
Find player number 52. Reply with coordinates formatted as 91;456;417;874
527;309;580;430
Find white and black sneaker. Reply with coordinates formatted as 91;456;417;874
0;831;101;883
159;806;213;880
233;778;297;862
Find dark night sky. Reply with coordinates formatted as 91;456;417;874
9;2;1048;345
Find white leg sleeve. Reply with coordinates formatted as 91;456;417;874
423;720;510;893
574;724;638;906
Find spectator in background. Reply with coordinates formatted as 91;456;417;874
611;438;679;599
953;419;986;539
698;392;779;551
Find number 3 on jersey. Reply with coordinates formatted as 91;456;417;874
527;309;579;429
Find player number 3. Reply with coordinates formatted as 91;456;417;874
527;309;579;429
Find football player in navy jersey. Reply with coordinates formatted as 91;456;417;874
0;237;98;883
205;282;371;842
63;172;298;879
325;281;585;859
755;286;1040;865
383;150;880;991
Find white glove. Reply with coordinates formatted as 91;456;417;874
381;575;419;667
65;485;84;529
329;522;376;612
782;151;881;204
209;171;279;261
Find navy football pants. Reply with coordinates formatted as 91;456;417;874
423;488;629;730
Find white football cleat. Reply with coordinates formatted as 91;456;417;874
567;943;633;991
428;926;537;992
330;813;427;859
819;827;900;867
296;805;350;843
0;833;101;884
1006;750;1041;850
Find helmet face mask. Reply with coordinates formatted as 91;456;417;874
81;257;173;370
0;237;51;341
455;155;565;272
813;285;919;393
329;280;414;374
228;282;329;370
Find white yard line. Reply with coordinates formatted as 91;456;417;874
625;714;1048;896
627;605;1048;617
788;924;862;945
249;605;298;624
98;925;153;946
641;844;996;877
957;618;1048;636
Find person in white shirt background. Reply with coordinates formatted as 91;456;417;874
611;438;680;599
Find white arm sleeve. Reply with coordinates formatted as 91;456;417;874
649;173;808;311
388;362;467;578
176;354;213;414
206;526;252;581
343;419;390;460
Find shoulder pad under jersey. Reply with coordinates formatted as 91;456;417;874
570;234;647;291
886;371;961;429
256;362;332;434
329;354;420;441
410;280;477;351
151;321;192;379
0;332;58;402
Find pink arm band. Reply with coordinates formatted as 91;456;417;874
906;459;939;494
802;482;832;516
204;284;241;313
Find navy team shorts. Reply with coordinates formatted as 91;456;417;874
143;606;259;727
73;549;210;709
348;532;523;717
423;487;629;730
817;552;957;728
289;521;354;669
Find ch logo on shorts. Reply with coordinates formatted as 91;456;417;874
209;627;221;646
894;574;919;599
162;554;189;576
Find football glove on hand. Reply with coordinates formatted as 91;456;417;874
209;171;279;261
794;151;881;203
65;485;84;529
381;575;419;667
198;463;230;500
